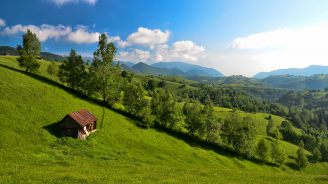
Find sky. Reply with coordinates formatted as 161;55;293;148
1;0;328;76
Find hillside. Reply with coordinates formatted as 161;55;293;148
254;65;328;79
261;74;328;90
0;46;66;61
1;56;328;183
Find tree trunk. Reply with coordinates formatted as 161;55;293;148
25;67;29;73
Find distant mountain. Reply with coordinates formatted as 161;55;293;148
254;65;328;79
0;46;66;62
261;74;328;90
0;46;18;56
40;52;66;62
130;62;185;76
152;62;224;77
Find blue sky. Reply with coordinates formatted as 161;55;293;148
1;0;328;76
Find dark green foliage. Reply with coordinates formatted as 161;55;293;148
256;139;269;162
296;141;308;170
17;29;41;73
145;79;156;91
47;61;58;80
123;83;147;117
266;117;275;137
58;49;86;89
91;33;119;104
271;140;286;166
151;89;180;128
221;111;256;157
279;121;300;144
319;142;328;162
140;105;155;128
158;80;167;88
312;147;322;162
183;101;204;136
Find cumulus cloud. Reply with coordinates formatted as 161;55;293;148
51;0;97;6
67;26;99;44
1;24;101;44
126;27;170;49
0;18;5;27
119;49;150;62
118;40;205;62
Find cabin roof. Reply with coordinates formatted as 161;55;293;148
67;109;97;127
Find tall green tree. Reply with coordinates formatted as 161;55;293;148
266;117;275;137
256;139;270;162
123;83;148;117
151;89;180;128
17;29;41;73
47;61;58;80
312;147;322;163
183;101;204;136
296;141;308;170
271;140;286;166
91;33;119;104
58;49;86;89
221;111;256;157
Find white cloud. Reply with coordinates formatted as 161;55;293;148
0;18;5;27
126;27;170;49
119;49;150;62
118;40;205;63
51;0;97;6
170;40;205;61
67;26;100;44
2;24;72;42
1;24;101;44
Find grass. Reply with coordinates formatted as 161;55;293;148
1;56;328;183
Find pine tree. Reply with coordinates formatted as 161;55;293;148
296;141;308;170
256;139;269;162
58;49;86;89
47;61;58;80
266;117;275;137
312;147;322;162
17;29;41;73
271;140;286;166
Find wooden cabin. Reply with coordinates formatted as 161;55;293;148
58;109;97;140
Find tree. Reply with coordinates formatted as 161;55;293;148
319;143;328;162
58;49;86;89
17;29;41;73
183;101;204;136
91;33;118;104
256;139;270;162
271;140;286;166
312;147;322;162
123;83;148;117
140;105;155;128
47;61;58;80
221;111;256;157
296;141;308;170
203;97;221;143
151;89;180;128
266;117;275;137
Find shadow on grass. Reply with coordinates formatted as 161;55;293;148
43;121;63;138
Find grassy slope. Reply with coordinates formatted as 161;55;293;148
1;57;328;183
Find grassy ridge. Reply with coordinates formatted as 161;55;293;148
0;57;328;183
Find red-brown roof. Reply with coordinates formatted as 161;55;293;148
68;109;97;127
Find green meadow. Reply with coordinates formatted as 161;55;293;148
0;57;328;183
